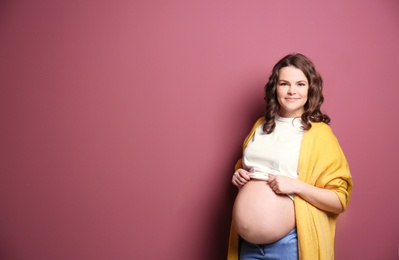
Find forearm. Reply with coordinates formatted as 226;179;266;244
295;181;343;214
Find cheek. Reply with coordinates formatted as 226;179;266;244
276;88;285;99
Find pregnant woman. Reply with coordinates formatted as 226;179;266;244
227;53;353;260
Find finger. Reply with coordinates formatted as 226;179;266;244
271;185;279;193
232;178;240;186
237;177;248;185
233;175;246;186
238;170;251;180
234;181;243;189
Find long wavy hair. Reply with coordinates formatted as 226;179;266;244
263;53;330;133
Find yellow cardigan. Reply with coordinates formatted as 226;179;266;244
227;117;353;260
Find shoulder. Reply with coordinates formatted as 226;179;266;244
306;122;335;137
249;117;265;134
303;122;345;154
253;117;265;127
303;122;340;147
309;121;331;131
241;117;265;150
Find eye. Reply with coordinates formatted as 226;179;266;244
279;82;289;86
298;82;307;87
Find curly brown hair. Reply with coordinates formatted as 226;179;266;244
263;53;330;133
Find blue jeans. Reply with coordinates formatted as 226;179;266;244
239;228;298;260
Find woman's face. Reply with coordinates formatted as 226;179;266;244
276;66;309;118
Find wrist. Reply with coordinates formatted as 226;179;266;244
295;180;306;195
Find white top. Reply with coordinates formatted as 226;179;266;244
242;116;305;198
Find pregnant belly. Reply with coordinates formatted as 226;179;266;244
232;180;295;244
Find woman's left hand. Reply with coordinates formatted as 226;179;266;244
268;174;344;214
267;174;299;195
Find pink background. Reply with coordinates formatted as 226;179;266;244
1;0;399;259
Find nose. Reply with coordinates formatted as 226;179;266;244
287;86;297;95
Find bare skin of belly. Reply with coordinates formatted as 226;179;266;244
232;180;296;244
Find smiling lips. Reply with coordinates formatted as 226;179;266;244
285;98;300;102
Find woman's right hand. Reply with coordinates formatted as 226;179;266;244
232;168;251;189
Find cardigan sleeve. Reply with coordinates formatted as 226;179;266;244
312;124;353;211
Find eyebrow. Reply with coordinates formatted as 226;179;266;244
278;79;308;83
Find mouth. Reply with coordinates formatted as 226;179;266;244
285;98;299;102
